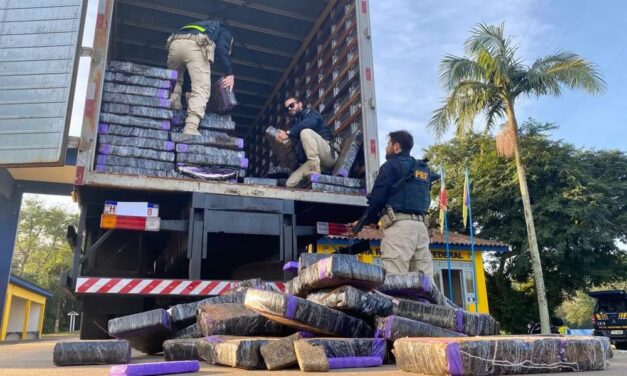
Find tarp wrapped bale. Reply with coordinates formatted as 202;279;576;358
393;336;611;375
170;132;243;150
98;134;174;152
177;165;239;181
333;131;362;177
103;82;170;99
100;113;170;130
170;294;244;328
102;92;171;109
109;360;199;376
287;255;385;296
244;289;373;337
243;177;278;186
294;338;386;372
172;323;203;339
375;315;465;341
107;309;173;354
95;165;177;178
307;286;392;318
96;155;175;171
176;152;248;169
98;144;175;162
108;61;178;81
310;182;366;195
197;336;275;370
297;253;357;273
196;303;288;337
99;123;170;140
260;332;315;370
391;298;500;336
265;126;298;170
101;102;173;120
104;71;172;90
175;144;245;158
307;173;365;188
378;272;454;306
163;339;201;361
53;339;131;366
200;113;236;131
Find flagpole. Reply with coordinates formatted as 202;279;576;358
441;167;454;301
466;168;479;312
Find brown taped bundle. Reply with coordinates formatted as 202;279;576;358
196;336;276;370
260;332;314;370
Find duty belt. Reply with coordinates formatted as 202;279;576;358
395;213;426;222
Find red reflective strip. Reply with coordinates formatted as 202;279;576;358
365;67;372;81
275;282;285;292
217;282;234;295
180;280;202;295
139;279;162;295
76;278;98;293
96;13;106;29
160;280;183;295
85;98;95;117
361;0;367;13
370;139;376;154
198;281;220;295
97;278;121;293
75;166;85;185
118;279;142;294
113;215;147;231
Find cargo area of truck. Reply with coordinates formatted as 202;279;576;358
79;0;378;204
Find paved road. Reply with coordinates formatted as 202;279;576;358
0;336;624;376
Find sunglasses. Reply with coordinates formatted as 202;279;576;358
285;102;297;110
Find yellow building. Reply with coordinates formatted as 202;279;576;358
1;274;52;341
312;231;508;314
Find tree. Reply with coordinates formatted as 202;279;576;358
425;120;626;333
428;23;606;333
12;197;79;333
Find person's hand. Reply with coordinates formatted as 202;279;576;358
276;130;288;142
221;75;235;90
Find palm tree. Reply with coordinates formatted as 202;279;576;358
429;23;605;334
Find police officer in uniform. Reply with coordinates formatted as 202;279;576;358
352;130;439;276
167;20;235;136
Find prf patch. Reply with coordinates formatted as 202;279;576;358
414;170;429;181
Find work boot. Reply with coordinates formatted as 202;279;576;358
182;126;202;137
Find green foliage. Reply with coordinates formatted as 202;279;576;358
558;282;627;329
11;197;79;333
425;120;627;332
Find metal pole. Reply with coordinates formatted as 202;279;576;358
466;169;479;312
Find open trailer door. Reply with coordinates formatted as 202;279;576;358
0;0;86;167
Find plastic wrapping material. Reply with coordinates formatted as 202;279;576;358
393;336;611;375
207;77;238;113
163;339;201;361
104;82;170;99
98;144;175;162
170;132;243;150
306;286;392;318
333;131;363;177
196;303;288;337
227;279;276;294
96;155;175;171
260;332;315;370
244;289;373;337
264;165;293;178
95;165;176;178
283;261;299;272
200;113;236;131
375;315;465;341
102;102;173;120
176;152;248;169
108;309;173;354
378;272;454;306
310;182;366;195
98;134;174;152
265;126;298;170
103;92;172;109
99;123;169;140
53;339;131;366
110;360;200;376
307;173;365;188
297;253;357;273
172;323;203;339
170;293;245;328
100;112;170;130
287;255;385;297
294;338;386;372
391;297;500;336
175;144;245;158
177;165;239;180
104;71;172;89
108;61;178;81
243;177;278;186
197;336;275;370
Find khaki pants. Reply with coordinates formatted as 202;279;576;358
381;218;433;277
286;129;337;187
167;34;215;130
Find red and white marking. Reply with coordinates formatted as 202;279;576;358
75;277;285;296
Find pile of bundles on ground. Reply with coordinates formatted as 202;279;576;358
52;254;612;375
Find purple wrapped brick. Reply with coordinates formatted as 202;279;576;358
109;360;199;376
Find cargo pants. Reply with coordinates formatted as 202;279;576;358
380;215;434;277
167;34;215;132
286;129;337;187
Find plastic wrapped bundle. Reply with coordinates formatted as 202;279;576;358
375;315;465;341
108;309;173;354
98;144;175;162
207;77;238;113
108;61;178;81
265;126;298;170
103;82;169;99
306;286;392;318
104;71;172;89
172;109;186;125
243;177;278;186
294;338;386;372
393;336;611;375
200;113;236;131
103;92;172;109
196;303;288;337
98;134;174;152
99;123;169;140
177;165;239;181
310;182;366;195
100;113;170;130
170;293;245;328
378;272;454;306
244;289;373;337
307;173;365;188
163;339;201;361
227;278;276;294
265;165;292;178
101;102;173;120
175;144;245;158
260;332;315;370
172;323;202;339
95;165;174;178
333;131;363;177
170;132;243;150
96;155;175;171
53;339;131;366
176;153;248;169
109;360;199;376
297;253;357;273
391;298;500;336
287;255;385;297
197;336;275;370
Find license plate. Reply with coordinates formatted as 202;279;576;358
610;330;624;335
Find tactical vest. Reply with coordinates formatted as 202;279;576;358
180;20;221;42
387;155;432;215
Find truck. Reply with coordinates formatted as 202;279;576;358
0;0;379;338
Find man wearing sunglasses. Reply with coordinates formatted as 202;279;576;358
276;97;336;187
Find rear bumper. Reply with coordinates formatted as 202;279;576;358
594;329;627;343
